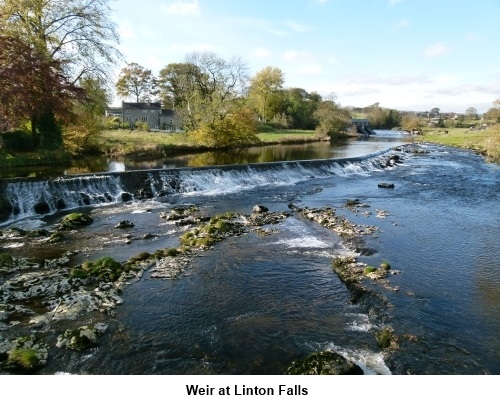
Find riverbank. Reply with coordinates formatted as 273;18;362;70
419;125;500;162
88;128;328;159
0;129;331;169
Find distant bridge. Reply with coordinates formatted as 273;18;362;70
351;118;376;135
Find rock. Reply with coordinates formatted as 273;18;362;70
285;350;363;375
56;323;108;351
59;212;93;230
0;196;13;222
378;183;395;189
80;193;91;205
33;201;51;215
115;220;134;229
253;205;269;213
121;192;133;202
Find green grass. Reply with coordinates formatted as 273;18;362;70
420;126;500;162
89;129;192;156
257;129;318;142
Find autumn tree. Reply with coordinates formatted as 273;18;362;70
247;66;285;123
0;0;121;149
0;35;84;149
313;100;351;137
116;62;157;102
402;115;424;132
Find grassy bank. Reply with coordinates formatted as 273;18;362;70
88;128;326;158
419;126;500;163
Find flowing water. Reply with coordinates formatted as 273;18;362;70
0;133;499;375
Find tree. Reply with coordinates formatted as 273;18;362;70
188;106;259;148
0;0;121;148
116;62;157;102
64;76;110;152
402;115;424;132
283;88;322;130
157;63;202;109
465;107;478;121
0;34;84;148
483;99;500;123
247;66;285;123
313;101;351;137
182;52;249;134
430;107;440;117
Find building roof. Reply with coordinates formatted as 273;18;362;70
122;102;161;110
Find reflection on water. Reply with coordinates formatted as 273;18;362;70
0;131;411;178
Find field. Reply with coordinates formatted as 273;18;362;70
420;126;500;162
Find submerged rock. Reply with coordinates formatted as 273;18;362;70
115;220;134;229
252;204;269;213
378;183;395;189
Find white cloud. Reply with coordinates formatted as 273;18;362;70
252;48;272;58
424;42;451;57
394;19;410;29
284;50;313;61
161;0;200;16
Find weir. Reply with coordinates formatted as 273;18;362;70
0;148;400;226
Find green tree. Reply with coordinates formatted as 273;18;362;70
182;52;249;133
0;0;121;149
248;66;285;123
116;62;157;102
283;88;322;130
157;62;202;109
313;100;351;137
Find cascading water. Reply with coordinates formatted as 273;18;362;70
0;148;398;226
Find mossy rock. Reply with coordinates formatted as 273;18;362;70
363;266;377;275
129;251;151;263
285;350;363;375
376;328;396;349
380;261;391;270
71;256;124;281
0;253;14;267
48;232;65;243
59;212;93;230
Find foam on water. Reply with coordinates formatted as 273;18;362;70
325;343;392;375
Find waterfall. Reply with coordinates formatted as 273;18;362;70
0;148;400;226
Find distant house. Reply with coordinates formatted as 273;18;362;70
105;102;182;131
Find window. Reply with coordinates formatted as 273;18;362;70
141;117;147;122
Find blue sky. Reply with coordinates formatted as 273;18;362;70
112;0;500;113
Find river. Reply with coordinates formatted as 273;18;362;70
0;131;498;375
